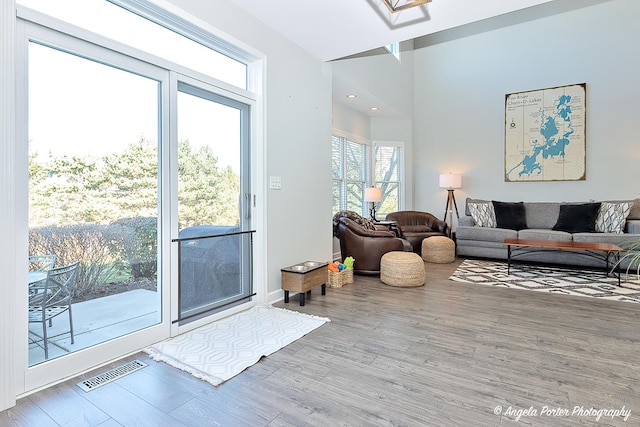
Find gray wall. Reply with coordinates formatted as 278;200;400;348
412;0;640;228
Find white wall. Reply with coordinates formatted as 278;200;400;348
166;0;333;298
332;100;371;140
412;0;640;228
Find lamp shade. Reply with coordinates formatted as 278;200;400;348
439;173;462;189
364;187;382;202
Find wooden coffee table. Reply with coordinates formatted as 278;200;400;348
503;238;627;285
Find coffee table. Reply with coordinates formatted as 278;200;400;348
503;238;627;286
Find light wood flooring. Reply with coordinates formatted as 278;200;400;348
2;258;639;426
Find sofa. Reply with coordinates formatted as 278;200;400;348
333;211;412;275
385;211;449;255
456;198;640;268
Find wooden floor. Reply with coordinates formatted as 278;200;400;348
2;258;639;426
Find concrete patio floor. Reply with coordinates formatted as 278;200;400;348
28;289;160;366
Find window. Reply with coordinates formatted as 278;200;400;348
332;135;404;217
385;42;400;61
17;0;249;89
332;135;370;216
373;142;404;216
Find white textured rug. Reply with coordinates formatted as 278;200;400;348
450;259;640;304
144;305;329;386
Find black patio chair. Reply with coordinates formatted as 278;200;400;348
28;261;80;360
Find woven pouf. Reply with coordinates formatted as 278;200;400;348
380;251;425;287
422;236;456;263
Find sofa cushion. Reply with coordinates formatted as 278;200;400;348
401;225;433;233
552;203;601;233
595;201;634;233
456;225;518;243
604;198;640;220
464;197;490;217
492;201;527;230
524;202;560;229
629;199;640;220
573;232;639;245
626;220;640;234
468;201;496;227
518;229;572;241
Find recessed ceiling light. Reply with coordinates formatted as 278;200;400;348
370;107;379;111
346;94;357;99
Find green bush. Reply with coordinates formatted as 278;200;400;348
29;224;124;299
110;217;158;279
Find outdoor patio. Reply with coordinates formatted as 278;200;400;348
28;289;159;366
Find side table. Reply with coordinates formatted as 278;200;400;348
374;220;400;237
281;261;328;306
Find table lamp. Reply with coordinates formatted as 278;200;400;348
439;173;462;238
364;187;383;221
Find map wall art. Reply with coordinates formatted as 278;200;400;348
504;83;586;182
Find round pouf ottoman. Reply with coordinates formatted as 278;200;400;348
380;251;425;287
422;236;456;263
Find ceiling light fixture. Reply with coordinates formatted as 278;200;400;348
346;94;357;99
382;0;431;13
370;107;379;111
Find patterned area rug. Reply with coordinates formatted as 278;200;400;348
144;305;329;386
449;259;640;304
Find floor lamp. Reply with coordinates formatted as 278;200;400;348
439;173;462;238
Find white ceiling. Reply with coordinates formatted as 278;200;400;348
225;0;600;119
226;0;555;62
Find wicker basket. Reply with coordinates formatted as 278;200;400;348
328;269;354;288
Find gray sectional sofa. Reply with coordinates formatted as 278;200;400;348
456;198;640;268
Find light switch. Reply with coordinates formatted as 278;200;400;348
269;176;282;190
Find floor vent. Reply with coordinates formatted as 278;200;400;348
76;359;148;392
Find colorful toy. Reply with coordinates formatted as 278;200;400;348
328;262;340;272
343;256;355;269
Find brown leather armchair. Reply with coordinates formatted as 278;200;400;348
385;211;449;254
333;215;412;275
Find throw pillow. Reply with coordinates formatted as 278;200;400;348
468;202;496;227
492;201;527;230
333;210;376;231
595;201;633;233
552;203;601;233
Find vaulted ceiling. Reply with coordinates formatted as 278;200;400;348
226;0;556;62
225;0;603;118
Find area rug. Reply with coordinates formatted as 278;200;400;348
449;259;640;304
144;305;329;386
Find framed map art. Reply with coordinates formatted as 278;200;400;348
504;83;586;182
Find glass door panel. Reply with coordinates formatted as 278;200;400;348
27;42;162;365
177;83;251;323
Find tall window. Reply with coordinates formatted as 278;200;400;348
374;142;404;216
332;135;404;217
332;135;369;215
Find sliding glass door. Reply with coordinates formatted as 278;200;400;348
27;41;163;366
18;3;258;392
176;81;252;323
